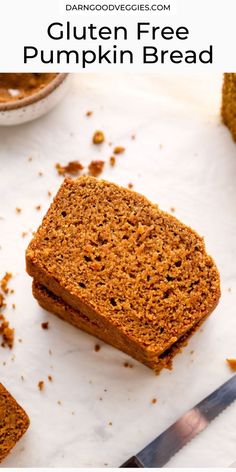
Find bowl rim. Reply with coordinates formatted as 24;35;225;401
0;73;69;112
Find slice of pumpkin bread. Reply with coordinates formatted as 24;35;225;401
32;280;207;373
222;73;236;141
26;176;220;366
0;383;29;463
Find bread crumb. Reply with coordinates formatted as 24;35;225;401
226;358;236;371
56;161;84;176
113;146;125;155
108;421;112;426
109;156;116;167
35;205;41;211
12;303;16;310
0;318;14;349
22;231;28;238
170;207;176;213
128;183;133;189
93;130;105;144
28;156;33;162
86;111;93;117
38;380;44;391
57;400;62;405
41;322;49;330
131;134;136;140
95;344;101;352
48;191;52;197
228;288;231;292
0;274;14;349
38;171;43;177
48;375;53;382
21;375;24;381
124;361;133;368
151;398;157;404
88;160;105;177
15;208;22;214
0;293;4;309
1;272;12;294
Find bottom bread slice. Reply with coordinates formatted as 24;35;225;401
0;383;30;463
33;280;205;373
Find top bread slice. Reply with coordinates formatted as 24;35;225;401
26;176;220;357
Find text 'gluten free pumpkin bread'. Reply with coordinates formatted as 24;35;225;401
0;383;30;463
26;176;220;371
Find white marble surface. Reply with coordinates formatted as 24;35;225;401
0;73;236;468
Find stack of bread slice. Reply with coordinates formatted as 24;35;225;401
26;177;220;373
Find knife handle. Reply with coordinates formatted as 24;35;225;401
120;456;144;467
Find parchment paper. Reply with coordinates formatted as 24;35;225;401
0;73;235;467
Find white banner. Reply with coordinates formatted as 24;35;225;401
0;0;235;71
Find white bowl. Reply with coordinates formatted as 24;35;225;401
0;73;70;126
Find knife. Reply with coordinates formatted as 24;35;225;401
121;374;236;467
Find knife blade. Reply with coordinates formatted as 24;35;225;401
121;374;236;468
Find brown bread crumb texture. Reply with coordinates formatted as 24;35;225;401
0;383;29;463
222;73;236;141
26;177;220;368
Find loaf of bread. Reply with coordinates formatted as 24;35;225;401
222;73;236;141
0;383;29;463
26;176;220;371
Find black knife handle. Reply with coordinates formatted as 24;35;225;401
120;456;144;467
